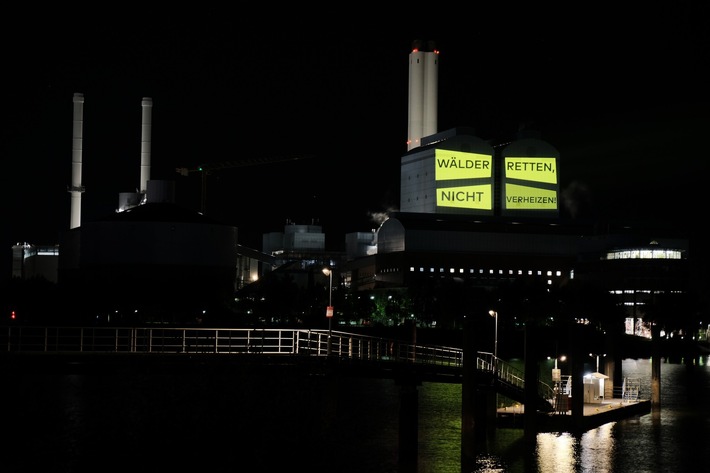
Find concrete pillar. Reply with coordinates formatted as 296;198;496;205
461;315;485;470
651;323;662;409
524;324;539;438
397;370;420;473
570;324;585;426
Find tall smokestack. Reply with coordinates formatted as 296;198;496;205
139;97;153;199
69;93;85;229
407;40;439;151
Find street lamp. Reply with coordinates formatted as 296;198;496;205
590;352;606;372
488;310;498;370
549;354;566;390
323;267;333;356
553;355;567;370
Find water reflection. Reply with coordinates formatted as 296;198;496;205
436;358;709;472
537;431;577;473
577;422;615;473
4;357;709;472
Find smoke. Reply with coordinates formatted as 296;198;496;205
368;206;397;227
560;180;594;219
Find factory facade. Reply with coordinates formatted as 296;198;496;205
8;40;693;339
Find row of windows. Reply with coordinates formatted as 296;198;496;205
605;249;682;260
610;289;682;295
408;267;564;277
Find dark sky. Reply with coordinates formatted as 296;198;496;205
3;8;708;263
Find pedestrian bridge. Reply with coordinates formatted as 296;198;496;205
1;325;556;412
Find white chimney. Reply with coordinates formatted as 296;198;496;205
407;40;438;151
139;97;153;200
69;92;85;229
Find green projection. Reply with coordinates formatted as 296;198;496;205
435;149;494;211
437;184;493;210
435;149;492;180
503;157;558;212
504;157;557;184
504;184;557;210
424;147;558;214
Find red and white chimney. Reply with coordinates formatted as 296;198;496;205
407;40;439;151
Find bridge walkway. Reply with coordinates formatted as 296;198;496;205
1;325;555;412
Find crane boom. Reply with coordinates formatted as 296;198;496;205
176;154;314;176
175;154;315;213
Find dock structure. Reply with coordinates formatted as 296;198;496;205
497;398;651;431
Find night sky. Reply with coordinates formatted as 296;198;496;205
3;8;708;278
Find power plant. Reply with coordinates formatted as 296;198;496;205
10;40;692;342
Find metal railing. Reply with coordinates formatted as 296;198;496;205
1;326;464;363
478;352;556;409
622;377;642;402
1;325;554;409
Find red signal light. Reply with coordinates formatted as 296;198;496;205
10;310;16;320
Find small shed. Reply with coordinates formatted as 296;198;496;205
583;372;609;403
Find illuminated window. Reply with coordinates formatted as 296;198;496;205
606;248;682;260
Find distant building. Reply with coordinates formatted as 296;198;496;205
342;124;689;338
11;242;59;283
58;198;239;322
261;220;345;280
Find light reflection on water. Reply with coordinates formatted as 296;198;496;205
418;358;710;473
536;431;579;473
2;357;709;472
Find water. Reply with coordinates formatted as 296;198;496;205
471;358;710;473
1;358;708;472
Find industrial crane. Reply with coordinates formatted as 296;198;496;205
176;155;314;214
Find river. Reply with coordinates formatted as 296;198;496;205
1;357;707;472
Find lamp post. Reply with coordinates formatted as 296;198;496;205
323;267;333;356
554;355;567;370
590;352;606;372
550;354;566;391
488;310;498;371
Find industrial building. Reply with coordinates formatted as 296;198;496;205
338;40;690;341
9;40;692;338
